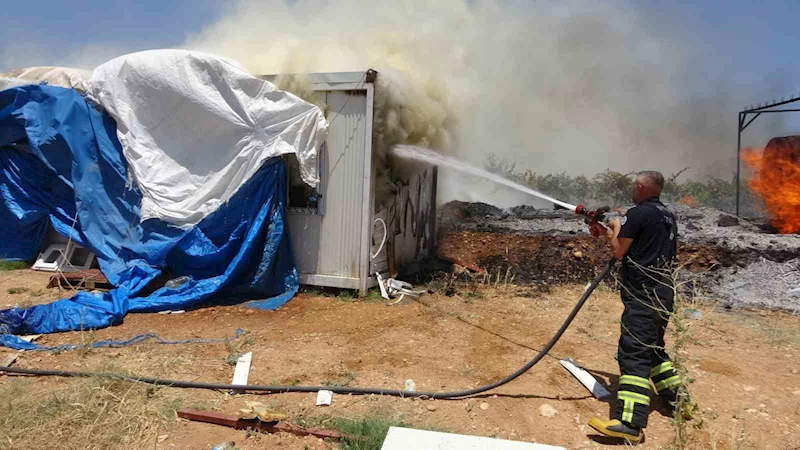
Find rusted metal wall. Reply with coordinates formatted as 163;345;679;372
371;166;437;275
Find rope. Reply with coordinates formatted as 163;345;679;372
0;328;247;352
53;212;84;292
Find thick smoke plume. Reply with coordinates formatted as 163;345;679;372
186;0;791;206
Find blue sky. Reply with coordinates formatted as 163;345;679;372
641;0;800;91
0;0;227;70
1;0;798;135
2;0;798;92
2;0;797;179
640;0;800;142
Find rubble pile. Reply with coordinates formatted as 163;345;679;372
437;201;800;311
437;230;608;288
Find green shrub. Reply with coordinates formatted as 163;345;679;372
483;153;762;215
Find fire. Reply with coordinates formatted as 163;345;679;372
742;136;800;233
677;195;698;208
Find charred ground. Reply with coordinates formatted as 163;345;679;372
436;201;800;311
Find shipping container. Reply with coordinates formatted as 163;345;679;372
261;70;438;295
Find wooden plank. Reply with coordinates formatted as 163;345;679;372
176;409;343;440
358;81;376;297
272;422;343;440
48;269;111;291
559;359;612;400
177;409;240;427
436;253;486;274
2;353;19;368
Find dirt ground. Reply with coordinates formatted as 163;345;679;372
2;269;799;449
437;230;794;283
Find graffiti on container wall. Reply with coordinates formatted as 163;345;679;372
386;169;435;262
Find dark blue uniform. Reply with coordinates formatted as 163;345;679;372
613;197;680;428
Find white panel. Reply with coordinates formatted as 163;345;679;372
287;90;367;280
288;213;323;274
297;274;360;289
231;352;252;386
261;72;367;90
381;427;566;450
560;359;612;399
317;91;367;277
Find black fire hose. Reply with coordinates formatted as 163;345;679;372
1;259;617;399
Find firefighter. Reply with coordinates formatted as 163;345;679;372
587;171;682;443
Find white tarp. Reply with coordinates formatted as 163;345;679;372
0;66;91;91
0;77;29;91
88;49;327;228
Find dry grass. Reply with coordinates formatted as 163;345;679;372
0;366;185;450
333;412;408;450
6;287;29;295
0;260;29;271
0;341;227;449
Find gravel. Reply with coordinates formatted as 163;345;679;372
668;204;800;253
443;201;800;253
709;258;800;312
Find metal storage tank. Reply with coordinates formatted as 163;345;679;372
261;70;438;295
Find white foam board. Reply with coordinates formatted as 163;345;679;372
316;390;333;406
231;352;252;386
559;359;612;400
381;427;565;450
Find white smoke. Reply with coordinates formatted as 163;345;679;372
178;0;794;205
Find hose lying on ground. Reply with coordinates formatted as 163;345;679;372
0;258;617;399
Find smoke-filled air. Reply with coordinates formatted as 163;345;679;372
185;0;791;207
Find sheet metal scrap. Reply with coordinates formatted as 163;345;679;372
176;409;343;440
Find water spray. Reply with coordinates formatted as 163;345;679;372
392;145;577;210
392;145;620;234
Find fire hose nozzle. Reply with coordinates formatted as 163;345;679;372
575;205;614;236
575;205;610;221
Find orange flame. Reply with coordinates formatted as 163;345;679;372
742;138;800;233
677;195;698;208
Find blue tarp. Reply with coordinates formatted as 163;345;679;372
0;85;298;338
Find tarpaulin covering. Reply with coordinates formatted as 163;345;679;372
89;50;327;228
0;85;298;337
0;66;91;92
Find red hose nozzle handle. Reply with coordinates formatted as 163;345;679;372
576;204;611;237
